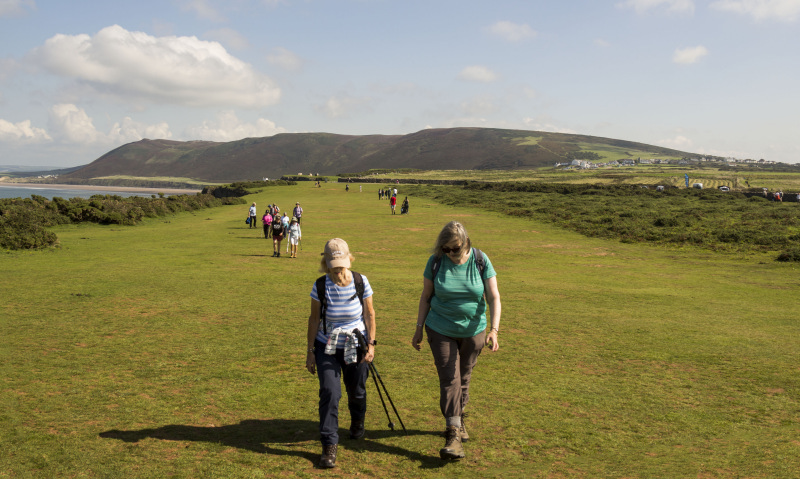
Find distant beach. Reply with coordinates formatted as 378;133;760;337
0;182;201;200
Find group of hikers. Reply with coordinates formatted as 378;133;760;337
248;202;303;258
245;192;499;469
379;187;409;215
307;221;502;468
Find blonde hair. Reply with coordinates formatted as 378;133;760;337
432;221;471;257
318;253;356;274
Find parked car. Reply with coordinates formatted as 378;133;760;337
718;186;730;192
692;183;703;189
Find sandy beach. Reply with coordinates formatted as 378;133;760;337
0;181;201;195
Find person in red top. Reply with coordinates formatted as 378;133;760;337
390;195;397;215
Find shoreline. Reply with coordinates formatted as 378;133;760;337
0;182;201;195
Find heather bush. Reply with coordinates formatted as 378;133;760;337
1;191;249;250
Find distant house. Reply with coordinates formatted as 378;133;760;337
622;159;635;166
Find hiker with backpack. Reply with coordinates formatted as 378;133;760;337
411;221;501;461
306;238;376;468
248;202;257;229
270;213;285;257
262;209;273;239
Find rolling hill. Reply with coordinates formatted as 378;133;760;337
63;127;701;183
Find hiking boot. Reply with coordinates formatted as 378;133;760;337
349;420;365;440
439;426;465;460
460;413;469;442
318;444;337;468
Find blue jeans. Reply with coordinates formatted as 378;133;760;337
314;340;369;445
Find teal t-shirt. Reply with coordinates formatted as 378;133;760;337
423;249;497;338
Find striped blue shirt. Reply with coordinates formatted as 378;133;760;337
311;273;373;348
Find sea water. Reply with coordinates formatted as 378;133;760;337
0;184;175;200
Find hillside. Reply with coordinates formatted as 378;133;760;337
63;128;700;183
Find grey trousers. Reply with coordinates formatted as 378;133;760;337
426;325;485;419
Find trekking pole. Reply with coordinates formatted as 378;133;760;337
353;329;407;434
369;362;395;431
369;361;407;434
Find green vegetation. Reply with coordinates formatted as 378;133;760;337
2;180;800;477
402;182;800;259
0;193;245;250
28;175;213;190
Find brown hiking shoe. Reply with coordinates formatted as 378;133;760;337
318;444;337;468
460;413;469;442
439;426;465;460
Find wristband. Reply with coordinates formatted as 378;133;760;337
307;348;314;353
491;327;499;332
416;323;424;328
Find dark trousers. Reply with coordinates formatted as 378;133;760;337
426;326;485;419
249;215;257;228
314;340;369;445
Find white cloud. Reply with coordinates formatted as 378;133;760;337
521;118;577;134
458;65;499;83
657;134;694;149
485;21;537;42
461;97;497;116
30;25;280;108
109;117;173;143
710;0;800;22
317;95;373;119
617;0;695;14
673;45;709;64
0;118;51;142
0;0;35;16
267;47;303;71
184;111;286;141
48;103;173;145
49;104;102;144
204;28;250;51
178;0;223;21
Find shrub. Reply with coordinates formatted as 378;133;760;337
776;249;800;262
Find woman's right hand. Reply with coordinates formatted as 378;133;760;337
411;328;423;351
306;351;316;374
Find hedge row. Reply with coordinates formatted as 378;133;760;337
0;193;246;250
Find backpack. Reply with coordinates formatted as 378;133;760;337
316;272;365;335
429;248;486;302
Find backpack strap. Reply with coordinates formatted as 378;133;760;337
429;247;486;303
472;247;486;279
351;271;365;305
315;275;328;334
317;272;365;335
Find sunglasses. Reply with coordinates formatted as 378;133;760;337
441;245;463;254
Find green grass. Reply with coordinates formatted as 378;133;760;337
92;175;221;186
361;166;800;192
2;182;800;477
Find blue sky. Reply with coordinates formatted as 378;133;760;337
1;0;798;168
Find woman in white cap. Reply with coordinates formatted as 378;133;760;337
287;216;302;258
306;238;376;468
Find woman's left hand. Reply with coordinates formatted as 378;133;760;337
486;330;499;352
363;345;375;363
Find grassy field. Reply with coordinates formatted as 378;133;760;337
363;167;800;192
2;181;800;478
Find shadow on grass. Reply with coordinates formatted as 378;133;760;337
100;419;446;469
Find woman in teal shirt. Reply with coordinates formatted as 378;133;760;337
411;221;502;460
